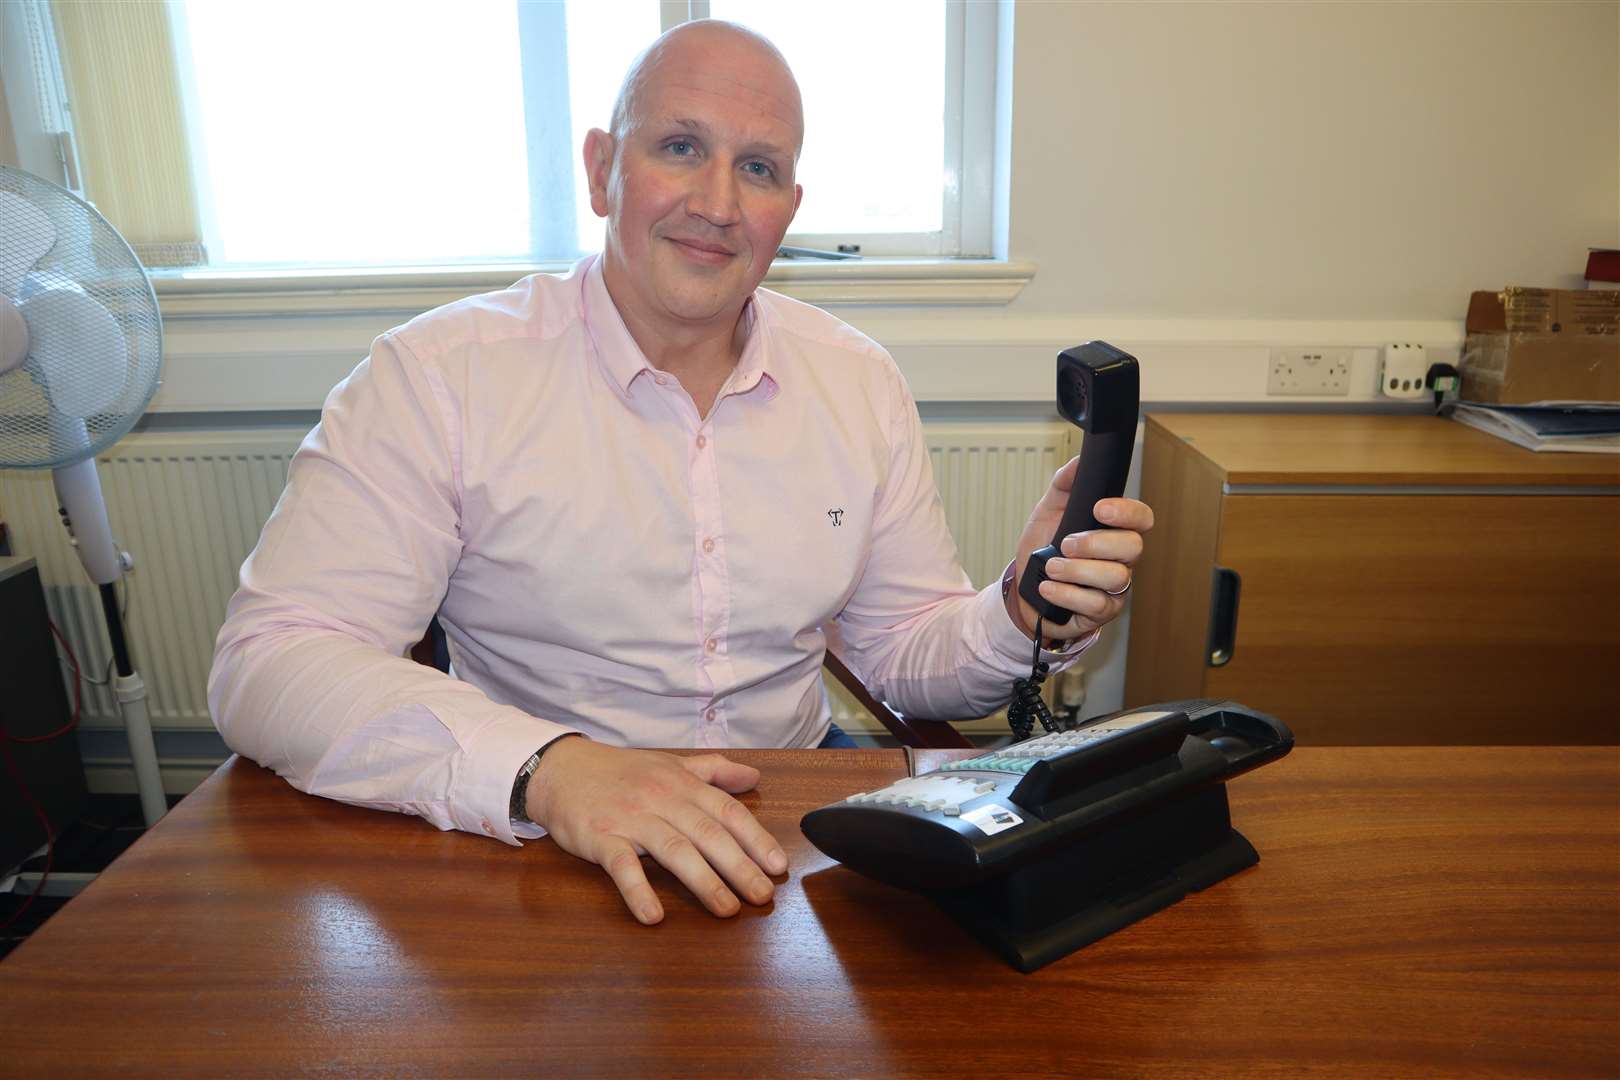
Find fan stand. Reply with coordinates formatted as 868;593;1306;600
53;455;166;828
97;582;165;828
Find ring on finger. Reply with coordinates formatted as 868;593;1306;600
1104;575;1132;598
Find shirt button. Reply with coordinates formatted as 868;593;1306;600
481;819;494;835
654;374;668;386
695;434;707;449
705;638;719;653
702;537;715;554
705;708;717;722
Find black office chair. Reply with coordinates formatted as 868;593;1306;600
408;617;971;749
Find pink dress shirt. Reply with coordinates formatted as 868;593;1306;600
209;256;1084;845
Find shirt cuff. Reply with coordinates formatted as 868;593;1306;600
451;709;579;847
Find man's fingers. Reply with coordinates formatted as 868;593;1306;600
1035;578;1116;625
537;743;785;923
1095;496;1154;531
704;785;788;874
597;834;665;926
669;797;778;906
680;752;762;795
1042;556;1132;595
1058;529;1143;563
678;756;786;875
635;816;742;918
679;758;787;881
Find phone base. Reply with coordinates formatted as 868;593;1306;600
926;782;1257;973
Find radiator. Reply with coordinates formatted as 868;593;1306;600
0;422;1075;736
0;429;305;730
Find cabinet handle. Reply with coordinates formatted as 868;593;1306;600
1207;566;1241;667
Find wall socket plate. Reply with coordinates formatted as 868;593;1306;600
1380;343;1429;399
1268;348;1350;396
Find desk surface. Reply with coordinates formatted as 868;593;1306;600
2;747;1617;1078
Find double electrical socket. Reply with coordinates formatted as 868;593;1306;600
1267;348;1350;396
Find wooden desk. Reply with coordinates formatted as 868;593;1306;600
2;749;1616;1077
1126;413;1620;744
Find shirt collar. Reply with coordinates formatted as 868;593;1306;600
579;254;781;402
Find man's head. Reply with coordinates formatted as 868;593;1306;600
585;21;803;344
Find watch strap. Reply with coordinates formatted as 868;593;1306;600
509;734;580;826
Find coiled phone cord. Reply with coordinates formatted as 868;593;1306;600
1006;614;1058;741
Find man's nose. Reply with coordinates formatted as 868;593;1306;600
686;161;740;227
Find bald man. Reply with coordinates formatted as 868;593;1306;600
210;21;1154;926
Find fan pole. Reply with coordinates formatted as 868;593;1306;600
98;583;165;827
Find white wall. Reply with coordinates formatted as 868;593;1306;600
831;0;1619;411
1004;0;1617;319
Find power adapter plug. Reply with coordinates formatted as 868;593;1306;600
1381;343;1429;399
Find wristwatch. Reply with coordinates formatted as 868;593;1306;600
509;750;544;826
509;734;580;826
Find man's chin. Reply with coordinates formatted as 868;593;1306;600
653;268;760;323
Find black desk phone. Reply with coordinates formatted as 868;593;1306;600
803;344;1294;971
801;699;1294;972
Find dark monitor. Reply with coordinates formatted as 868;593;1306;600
1;557;87;872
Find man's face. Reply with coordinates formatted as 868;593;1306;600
587;30;803;335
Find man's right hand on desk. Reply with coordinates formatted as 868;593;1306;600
524;738;788;925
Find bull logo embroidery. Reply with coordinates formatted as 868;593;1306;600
827;509;844;527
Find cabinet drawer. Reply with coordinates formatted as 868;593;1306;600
1205;494;1620;744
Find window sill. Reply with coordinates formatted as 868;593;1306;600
150;257;1034;319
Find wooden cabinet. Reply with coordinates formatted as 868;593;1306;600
1125;414;1620;744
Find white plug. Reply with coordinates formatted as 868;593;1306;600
1381;343;1429;399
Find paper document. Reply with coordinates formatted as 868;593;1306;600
1448;403;1620;454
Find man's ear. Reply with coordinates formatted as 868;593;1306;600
791;183;803;220
584;128;614;218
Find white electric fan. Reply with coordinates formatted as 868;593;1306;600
0;165;167;826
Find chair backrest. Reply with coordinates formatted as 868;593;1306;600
408;618;972;749
820;648;971;748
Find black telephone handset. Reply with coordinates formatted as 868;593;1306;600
801;699;1293;972
1018;342;1141;625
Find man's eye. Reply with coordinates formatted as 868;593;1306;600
666;140;695;157
744;161;774;179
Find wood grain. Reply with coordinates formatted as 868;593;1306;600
1151;412;1620;487
2;748;1616;1078
1126;413;1620;743
1207;492;1620;743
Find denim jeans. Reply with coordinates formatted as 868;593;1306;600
817;722;858;748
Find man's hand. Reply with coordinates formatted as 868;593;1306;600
524;737;788;925
1011;456;1156;643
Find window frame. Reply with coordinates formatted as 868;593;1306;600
5;0;1017;302
668;0;996;259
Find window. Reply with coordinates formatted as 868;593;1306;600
3;0;998;270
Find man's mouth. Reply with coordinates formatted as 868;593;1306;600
667;236;737;264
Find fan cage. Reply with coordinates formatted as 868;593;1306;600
0;166;164;469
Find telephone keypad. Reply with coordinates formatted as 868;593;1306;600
843;773;1000;817
942;730;1112;775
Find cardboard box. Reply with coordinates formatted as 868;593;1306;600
1460;288;1620;404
